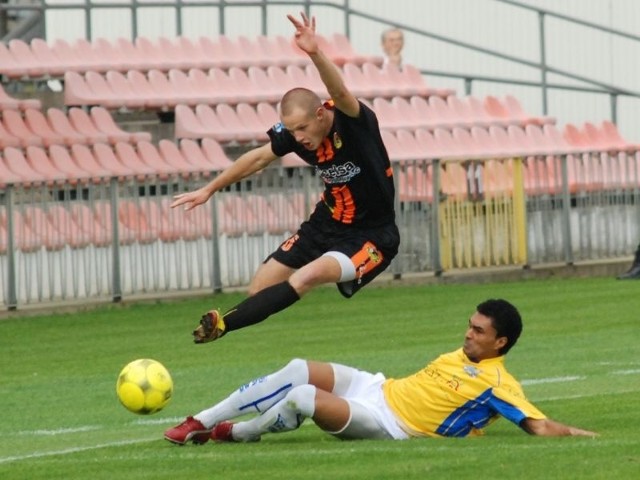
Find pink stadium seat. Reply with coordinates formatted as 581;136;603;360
105;70;147;109
427;96;461;129
229;66;271;103
201;138;234;170
266;66;296;93
48;144;99;183
0;41;29;78
302;65;327;97
174;104;206;140
390;96;425;130
69;144;112;179
84;71;121;109
90;106;152;144
93;37;132;72
332;33;382;66
178;138;217;173
64;71;97;107
115;37;155;72
198;36;234;70
256;35;293;68
92;142;137;178
125;70;166;109
2;110;43;148
237;35;272;69
342;63;375;98
207;67;244;104
8;39;47;78
409;96;441;130
236;103;270;141
3;146;50;184
168;69;210;105
256;102;279;127
247;66;282;103
174;36;210;70
136;140;181;179
68;107;110;144
30;38;66;77
72;38;111;73
215;104;256;143
188;68;221;102
362;62;402;97
46;108;90;146
0;120;24;149
157;139;203;176
0;153;23;186
1;208;43;252
25;146;82;185
91;200;137;245
112;141;155;178
23;109;66;147
147;69;180;109
447;96;494;128
194;104;237;143
154;36;193;71
118;200;155;244
373;97;405;131
218;35;255;69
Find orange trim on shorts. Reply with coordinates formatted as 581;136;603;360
350;241;384;281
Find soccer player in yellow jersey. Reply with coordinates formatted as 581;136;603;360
165;299;596;445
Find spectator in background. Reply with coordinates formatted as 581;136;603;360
381;27;404;69
617;244;640;279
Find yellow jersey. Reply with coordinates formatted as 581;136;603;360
382;348;546;437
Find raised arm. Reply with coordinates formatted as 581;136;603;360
287;12;360;117
171;143;278;211
521;418;597;437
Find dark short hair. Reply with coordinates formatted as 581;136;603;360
476;299;522;355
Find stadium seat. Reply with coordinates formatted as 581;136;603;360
0;118;25;149
168;69;211;106
23;109;66;147
3;147;52;185
84;71;121;109
111;141;155;178
8;39;47;78
69;144;113;179
256;102;279;127
0;41;30;78
148;69;181;108
92;143;138;178
68;108;110;145
46;108;91;146
105;70;147;109
236;103;270;141
0;153;23;186
136;140;182;179
247;66;282;103
149;36;191;71
178;138;217;174
73;38;112;73
157;139;205;176
48;144;100;183
215;103;259;143
201;138;234;170
46;204;94;249
174;36;211;70
90;106;152;144
25;146;82;185
30;38;67;77
194;104;237;143
174;104;206;140
197;36;234;70
2;110;43;148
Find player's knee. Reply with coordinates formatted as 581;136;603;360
283;384;316;417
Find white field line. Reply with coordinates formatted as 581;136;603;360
521;375;585;386
612;369;640;375
0;437;155;465
17;426;101;436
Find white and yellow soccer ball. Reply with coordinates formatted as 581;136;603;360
116;359;173;415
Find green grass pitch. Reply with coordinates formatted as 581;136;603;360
1;277;639;479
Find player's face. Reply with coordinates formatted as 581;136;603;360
462;312;508;362
281;106;327;151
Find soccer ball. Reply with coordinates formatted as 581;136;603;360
116;358;173;415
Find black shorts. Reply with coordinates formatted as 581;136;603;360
267;212;400;298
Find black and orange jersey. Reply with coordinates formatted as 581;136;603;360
268;101;395;228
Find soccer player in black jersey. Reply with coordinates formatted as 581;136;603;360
171;12;400;343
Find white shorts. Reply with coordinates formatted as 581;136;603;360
330;365;409;441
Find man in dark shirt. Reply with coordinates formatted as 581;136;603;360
171;13;399;343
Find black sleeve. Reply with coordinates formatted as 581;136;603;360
267;122;298;157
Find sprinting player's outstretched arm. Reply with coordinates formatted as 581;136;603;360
287;12;360;118
170;143;278;211
522;417;597;437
